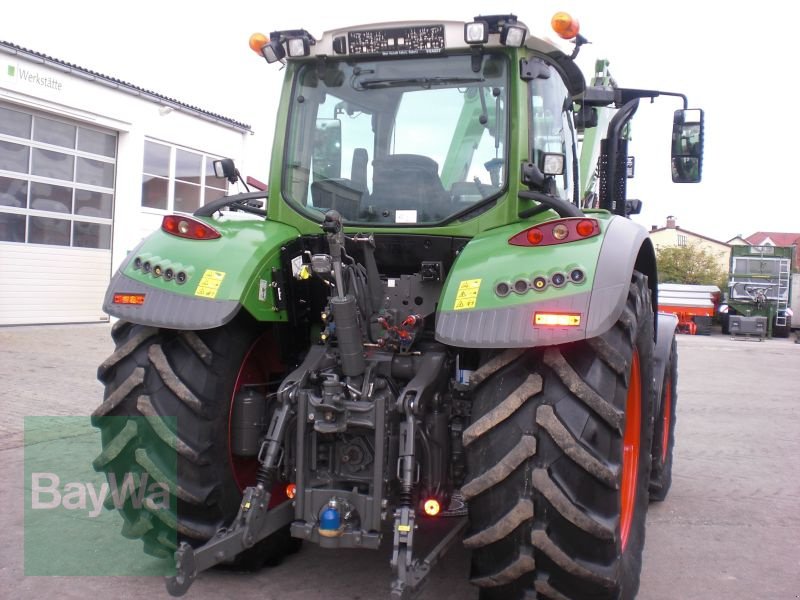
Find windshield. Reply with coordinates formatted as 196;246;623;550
283;53;508;225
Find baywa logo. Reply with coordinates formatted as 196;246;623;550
24;416;177;576
7;64;15;77
31;471;170;518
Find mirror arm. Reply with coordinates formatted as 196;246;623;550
236;169;251;192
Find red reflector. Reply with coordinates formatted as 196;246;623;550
423;499;441;517
113;293;146;305
526;228;544;245
163;217;178;233
161;215;221;240
576;219;596;237
534;312;581;327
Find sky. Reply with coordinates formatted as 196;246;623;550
2;0;799;242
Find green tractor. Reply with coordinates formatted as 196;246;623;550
721;244;793;339
93;12;703;599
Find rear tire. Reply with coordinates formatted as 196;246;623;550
92;317;298;565
463;272;655;599
693;316;712;336
649;337;677;502
720;312;730;335
772;315;791;338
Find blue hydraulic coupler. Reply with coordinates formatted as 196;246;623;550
319;504;342;537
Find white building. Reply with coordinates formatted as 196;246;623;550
0;40;251;325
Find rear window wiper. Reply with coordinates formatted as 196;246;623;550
355;76;484;90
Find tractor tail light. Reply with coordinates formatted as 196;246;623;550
423;498;441;517
509;218;600;247
162;215;221;240
113;293;146;305
534;312;582;327
285;483;297;499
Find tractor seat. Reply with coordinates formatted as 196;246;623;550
370;154;450;221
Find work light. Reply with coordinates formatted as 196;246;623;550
500;25;526;47
287;37;310;57
542;153;565;176
464;21;488;44
262;39;286;63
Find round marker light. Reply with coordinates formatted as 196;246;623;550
551;273;566;287
176;271;187;284
551;12;580;40
286;483;297;499
142;261;152;274
153;265;163;278
133;257;142;269
533;276;547;291
552;223;570;240
514;279;529;294
495;282;511;297
164;268;174;282
576;219;596;237
570;269;585;283
527;228;544;245
423;499;441;517
178;220;190;235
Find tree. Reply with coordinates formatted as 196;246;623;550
656;244;728;288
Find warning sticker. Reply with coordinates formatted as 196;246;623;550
194;269;226;299
453;278;481;310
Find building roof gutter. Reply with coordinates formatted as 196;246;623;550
0;41;252;134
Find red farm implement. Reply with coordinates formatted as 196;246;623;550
658;283;721;335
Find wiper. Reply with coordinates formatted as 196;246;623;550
355;76;484;90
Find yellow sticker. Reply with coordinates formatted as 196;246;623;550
454;298;477;310
454;278;481;310
194;269;226;299
456;288;478;300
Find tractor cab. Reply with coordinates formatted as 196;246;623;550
256;15;587;233
253;14;702;234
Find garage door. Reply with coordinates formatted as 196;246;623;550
0;103;116;325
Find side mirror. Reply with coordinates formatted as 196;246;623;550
671;108;704;183
213;158;238;184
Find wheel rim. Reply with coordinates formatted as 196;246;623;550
661;377;672;464
620;349;642;551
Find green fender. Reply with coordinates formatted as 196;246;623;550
435;213;655;348
653;311;678;416
103;217;301;330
